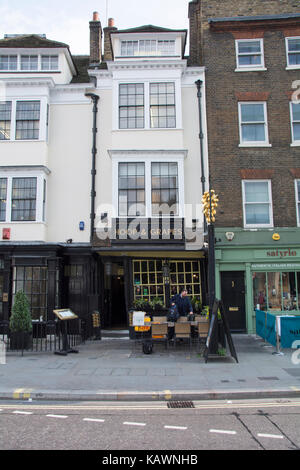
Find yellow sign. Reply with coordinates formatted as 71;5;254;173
272;233;280;241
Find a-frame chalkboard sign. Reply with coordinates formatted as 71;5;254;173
203;298;238;363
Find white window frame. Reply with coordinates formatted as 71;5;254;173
0;98;48;142
238;102;271;147
120;39;176;57
0;170;47;223
0;54;18;71
0;53;59;72
113;79;182;130
110;151;185;218
41;55;59;71
290;101;300;146
242;179;273;229
235;38;266;72
295;180;300;227
285;36;300;70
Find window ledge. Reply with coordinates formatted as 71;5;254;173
0;139;44;143
286;66;300;71
0;70;61;74
235;67;267;72
112;128;183;132
291;142;300;147
239;143;272;148
0;221;46;224
244;225;274;229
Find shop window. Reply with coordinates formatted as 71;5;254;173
169;260;201;298
267;272;282;310
132;259;202;305
12;266;48;320
253;271;300;312
133;259;164;302
298;273;300;310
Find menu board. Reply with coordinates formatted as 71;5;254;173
53;309;78;321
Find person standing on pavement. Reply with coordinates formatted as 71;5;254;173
171;288;193;318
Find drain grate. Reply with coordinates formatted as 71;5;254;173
167;401;195;409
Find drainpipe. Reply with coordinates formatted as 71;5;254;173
85;93;99;243
195;79;207;234
195;80;206;196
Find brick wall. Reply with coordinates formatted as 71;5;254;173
189;0;300;228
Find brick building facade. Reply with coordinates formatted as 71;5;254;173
189;0;300;333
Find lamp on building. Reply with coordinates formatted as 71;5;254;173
162;260;170;285
104;261;112;276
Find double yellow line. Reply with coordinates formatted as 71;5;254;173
12;388;33;400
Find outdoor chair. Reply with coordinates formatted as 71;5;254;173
152;316;167;323
194;315;203;322
174;322;191;350
197;318;209;350
151;322;169;350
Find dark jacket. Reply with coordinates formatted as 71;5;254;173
171;294;193;316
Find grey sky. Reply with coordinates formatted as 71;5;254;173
0;0;191;54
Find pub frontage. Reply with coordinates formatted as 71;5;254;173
92;216;206;332
0;218;206;337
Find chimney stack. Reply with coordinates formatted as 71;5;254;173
89;11;102;64
103;18;117;62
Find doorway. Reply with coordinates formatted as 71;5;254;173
221;271;246;332
111;273;127;328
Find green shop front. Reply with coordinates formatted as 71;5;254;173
214;228;300;334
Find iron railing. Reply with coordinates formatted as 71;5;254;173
0;318;85;355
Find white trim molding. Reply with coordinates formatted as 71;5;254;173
242;179;273;229
238;101;271;147
109;149;187;218
295;179;300;227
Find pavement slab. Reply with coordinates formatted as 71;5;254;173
0;334;300;401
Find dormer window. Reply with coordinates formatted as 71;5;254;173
41;55;59;70
120;39;175;57
0;55;17;70
0;53;59;71
21;55;38;71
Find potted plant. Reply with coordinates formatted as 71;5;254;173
132;298;152;312
191;296;202;313
149;297;164;312
9;291;32;350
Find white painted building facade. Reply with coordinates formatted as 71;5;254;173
0;16;209;332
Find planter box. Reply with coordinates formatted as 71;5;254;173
10;332;33;351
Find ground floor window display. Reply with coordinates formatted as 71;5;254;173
133;259;202;304
253;271;300;312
